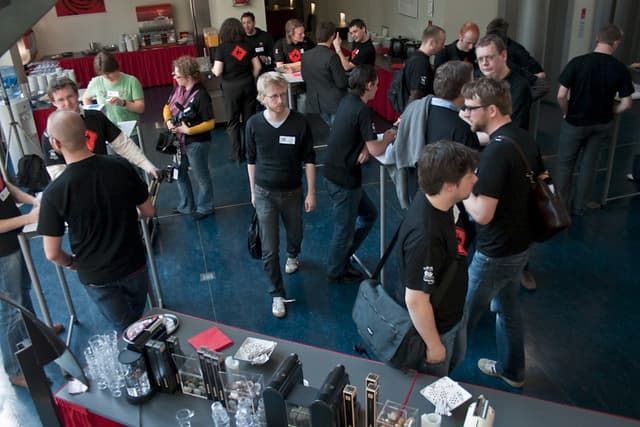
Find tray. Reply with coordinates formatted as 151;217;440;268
234;337;277;365
123;313;179;344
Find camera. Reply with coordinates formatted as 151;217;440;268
158;164;176;183
170;102;197;127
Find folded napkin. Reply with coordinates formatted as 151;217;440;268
187;326;233;352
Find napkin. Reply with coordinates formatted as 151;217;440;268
187;326;233;352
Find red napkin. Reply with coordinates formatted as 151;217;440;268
187;326;233;352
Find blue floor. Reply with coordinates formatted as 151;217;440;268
1;86;639;426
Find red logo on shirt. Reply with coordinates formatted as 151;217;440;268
232;45;247;61
85;129;97;152
288;49;302;63
455;226;468;257
351;48;359;60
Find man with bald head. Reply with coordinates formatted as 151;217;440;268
37;110;155;331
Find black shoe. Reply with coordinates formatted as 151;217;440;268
328;266;365;284
192;211;213;220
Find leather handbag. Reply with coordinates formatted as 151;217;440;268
155;131;178;155
499;136;571;241
248;209;262;259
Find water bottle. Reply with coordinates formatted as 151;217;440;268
211;401;230;427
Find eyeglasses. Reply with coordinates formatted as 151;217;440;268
264;92;287;101
460;104;487;112
477;54;497;63
172;73;185;79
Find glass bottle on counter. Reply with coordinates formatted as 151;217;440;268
211;401;230;427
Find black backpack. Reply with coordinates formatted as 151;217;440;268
388;69;407;113
17;154;50;194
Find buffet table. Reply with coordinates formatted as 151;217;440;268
54;309;640;427
57;44;197;88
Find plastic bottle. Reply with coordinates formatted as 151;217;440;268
211;401;230;427
234;407;254;427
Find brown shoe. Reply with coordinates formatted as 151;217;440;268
52;323;65;334
9;375;27;388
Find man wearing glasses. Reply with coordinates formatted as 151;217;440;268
460;77;545;389
41;77;157;180
246;72;316;319
475;34;531;130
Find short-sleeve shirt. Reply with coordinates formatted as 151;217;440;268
324;94;376;188
398;195;468;333
0;175;22;256
403;51;434;97
274;38;315;64
41;110;121;166
350;39;376;66
434;41;477;69
559;52;634;126
426;101;480;149
84;73;143;130
214;40;256;81
37;155;149;285
245;27;275;73
246;110;316;192
165;82;213;144
474;123;544;257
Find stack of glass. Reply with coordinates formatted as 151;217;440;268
84;331;126;398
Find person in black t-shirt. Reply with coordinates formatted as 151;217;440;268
434;21;479;70
333;18;376;72
213;18;261;163
324;65;396;283
460;77;545;389
475;35;532;130
38;110;155;331
246;72;316;318
403;25;446;105
242;12;275;74
41;77;157;180
397;141;478;375
556;24;633;216
274;19;316;74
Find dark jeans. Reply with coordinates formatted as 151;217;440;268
466;249;530;382
222;76;257;161
554;120;612;214
254;185;303;298
325;180;377;278
84;267;150;331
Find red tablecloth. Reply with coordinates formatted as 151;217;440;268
372;64;400;122
33;106;55;138
55;397;126;427
58;45;197;88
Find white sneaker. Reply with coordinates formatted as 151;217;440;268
272;297;286;318
477;358;525;388
285;257;299;274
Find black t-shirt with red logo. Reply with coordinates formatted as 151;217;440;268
274;37;315;64
350;39;376;66
41;110;121;166
397;194;468;334
215;40;256;81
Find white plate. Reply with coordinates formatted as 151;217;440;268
234;337;277;365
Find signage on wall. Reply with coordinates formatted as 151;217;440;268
233;0;250;5
578;7;586;39
55;0;106;16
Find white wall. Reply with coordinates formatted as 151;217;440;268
566;0;597;59
27;0;266;58
316;0;499;42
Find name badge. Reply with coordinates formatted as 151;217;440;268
107;90;120;98
0;186;9;202
256;46;265;53
279;136;296;145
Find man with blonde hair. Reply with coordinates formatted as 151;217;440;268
246;72;316;318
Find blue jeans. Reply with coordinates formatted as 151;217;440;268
319;112;335;128
325;180;377;278
254;185;303;298
177;141;215;215
466;249;530;382
416;314;468;376
0;250;34;376
554;120;612;214
84;267;149;331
